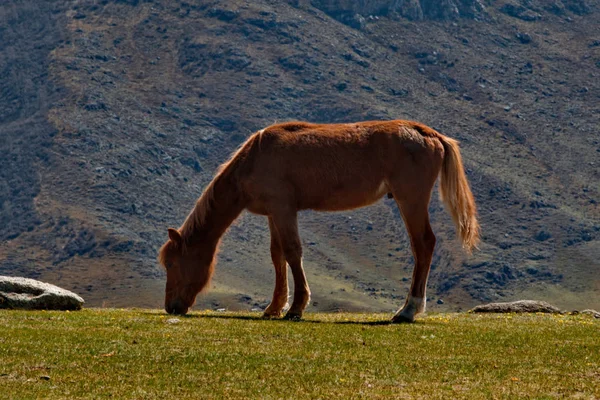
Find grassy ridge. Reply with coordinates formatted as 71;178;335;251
1;309;598;399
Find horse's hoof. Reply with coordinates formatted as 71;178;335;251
283;312;302;321
391;314;415;324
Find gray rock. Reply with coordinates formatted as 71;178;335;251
500;4;542;21
581;309;600;318
470;300;562;314
0;276;84;310
516;32;532;44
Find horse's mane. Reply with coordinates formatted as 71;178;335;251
178;131;261;244
158;131;261;267
179;179;216;243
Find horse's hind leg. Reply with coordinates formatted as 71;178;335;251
269;210;310;320
392;200;436;323
263;217;289;318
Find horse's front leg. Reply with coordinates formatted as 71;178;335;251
263;217;289;318
270;210;310;320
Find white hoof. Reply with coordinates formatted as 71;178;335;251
392;296;425;323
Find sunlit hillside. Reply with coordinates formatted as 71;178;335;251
1;0;599;312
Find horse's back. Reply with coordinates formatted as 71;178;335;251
242;120;444;213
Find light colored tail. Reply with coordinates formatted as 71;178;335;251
437;135;480;253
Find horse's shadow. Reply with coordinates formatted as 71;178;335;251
143;311;400;326
200;314;395;325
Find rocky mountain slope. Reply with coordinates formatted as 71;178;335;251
1;0;599;312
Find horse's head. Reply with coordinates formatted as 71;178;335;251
158;228;216;315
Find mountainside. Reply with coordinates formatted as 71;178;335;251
1;0;599;312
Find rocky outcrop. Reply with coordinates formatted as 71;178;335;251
307;0;487;22
306;0;596;26
0;276;84;310
470;300;563;314
499;0;593;19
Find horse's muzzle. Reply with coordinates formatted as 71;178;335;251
166;299;189;315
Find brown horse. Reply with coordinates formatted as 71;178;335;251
158;120;479;322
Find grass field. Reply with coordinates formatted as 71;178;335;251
1;309;598;399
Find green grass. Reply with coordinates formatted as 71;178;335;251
1;309;598;399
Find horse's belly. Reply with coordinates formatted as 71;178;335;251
307;181;389;211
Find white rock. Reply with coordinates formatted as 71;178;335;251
0;276;84;311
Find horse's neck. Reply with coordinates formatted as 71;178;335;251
187;174;245;245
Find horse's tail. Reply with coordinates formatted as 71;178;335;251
435;133;480;253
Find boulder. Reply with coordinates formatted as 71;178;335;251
470;300;562;314
581;309;600;318
0;276;84;311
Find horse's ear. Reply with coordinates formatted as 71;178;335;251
168;228;182;246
